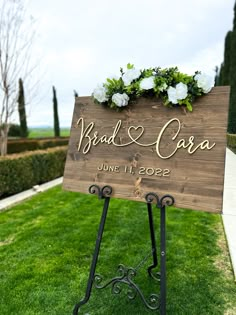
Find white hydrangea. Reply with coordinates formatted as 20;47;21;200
112;93;129;107
167;82;188;104
140;76;155;90
122;68;141;86
194;73;215;93
93;85;108;103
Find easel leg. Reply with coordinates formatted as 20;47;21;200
160;205;166;315
147;202;158;278
73;197;110;315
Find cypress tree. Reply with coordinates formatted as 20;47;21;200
214;66;220;86
221;31;232;86
218;63;224;86
234;1;236;31
228;2;236;133
52;86;60;137
74;89;79;98
17;78;28;138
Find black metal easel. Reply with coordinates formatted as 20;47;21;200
73;185;174;315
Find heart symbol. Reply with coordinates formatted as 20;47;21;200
128;125;144;143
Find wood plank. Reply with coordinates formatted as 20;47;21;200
63;86;229;213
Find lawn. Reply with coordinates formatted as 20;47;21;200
28;127;70;138
0;186;236;315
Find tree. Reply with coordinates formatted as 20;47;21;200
228;2;236;133
218;63;224;86
0;0;36;155
214;66;220;86
74;90;79;98
220;31;232;86
219;2;236;133
52;86;60;137
17;78;28;137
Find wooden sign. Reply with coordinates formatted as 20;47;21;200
63;86;229;213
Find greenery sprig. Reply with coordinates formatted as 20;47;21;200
92;64;215;112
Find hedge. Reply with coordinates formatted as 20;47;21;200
7;137;69;154
0;146;67;199
227;133;236;152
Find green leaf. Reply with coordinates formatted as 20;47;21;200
106;78;114;85
186;101;193;112
127;63;134;69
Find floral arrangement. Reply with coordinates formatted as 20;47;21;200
92;64;215;112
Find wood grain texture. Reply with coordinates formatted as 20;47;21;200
63;86;230;213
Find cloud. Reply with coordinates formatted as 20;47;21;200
25;0;235;126
180;41;224;75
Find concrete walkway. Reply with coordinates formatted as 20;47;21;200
0;150;236;278
223;148;236;279
0;177;63;211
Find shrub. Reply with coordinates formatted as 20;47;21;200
8;124;23;137
7;137;69;154
0;146;67;198
227;133;236;152
0;123;22;137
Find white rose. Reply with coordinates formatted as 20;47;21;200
159;82;168;92
93;85;108;103
176;82;188;100
167;82;188;104
122;68;141;86
194;73;215;93
112;93;129;107
140;76;155;90
167;86;178;104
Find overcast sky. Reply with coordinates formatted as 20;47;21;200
25;0;235;127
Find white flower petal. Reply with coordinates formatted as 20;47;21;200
112;93;129;107
122;68;141;86
93;85;108;103
194;73;215;93
167;86;178;104
140;76;155;90
175;82;188;100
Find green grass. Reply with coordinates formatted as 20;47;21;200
28;127;70;138
0;186;236;315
